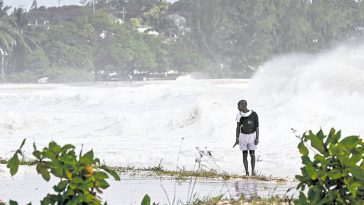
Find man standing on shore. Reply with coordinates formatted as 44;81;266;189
234;100;259;176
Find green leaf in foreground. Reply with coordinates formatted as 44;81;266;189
7;154;20;176
9;200;19;205
141;194;151;205
100;165;121;181
295;128;364;204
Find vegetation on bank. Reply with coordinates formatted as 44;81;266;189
0;158;288;182
295;128;364;204
1;0;364;82
111;164;288;182
189;195;293;205
3;139;120;205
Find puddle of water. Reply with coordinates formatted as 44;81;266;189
104;175;297;204
0;167;297;205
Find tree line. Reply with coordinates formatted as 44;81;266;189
170;0;364;76
0;0;364;82
0;0;210;82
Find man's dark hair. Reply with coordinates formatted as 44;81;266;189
238;100;247;106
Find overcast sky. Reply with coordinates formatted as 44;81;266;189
3;0;178;10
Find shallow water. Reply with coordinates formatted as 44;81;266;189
0;166;297;205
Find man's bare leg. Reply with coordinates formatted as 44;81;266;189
242;150;249;176
250;150;255;176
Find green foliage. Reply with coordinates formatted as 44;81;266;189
170;0;364;76
6;139;120;205
9;200;19;205
170;49;209;73
190;195;291;205
2;0;364;80
0;0;11;18
6;138;26;176
295;128;364;205
141;194;151;205
0;21;19;52
25;48;50;72
4;70;41;83
169;38;210;73
130;18;142;28
42;66;93;83
140;194;159;205
43;41;93;70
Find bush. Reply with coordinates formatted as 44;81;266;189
1;67;94;83
295;128;364;205
42;67;94;83
2;71;41;83
5;139;120;205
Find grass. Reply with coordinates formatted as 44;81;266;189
111;164;289;182
0;157;288;182
189;195;294;205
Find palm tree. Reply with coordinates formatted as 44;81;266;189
0;16;38;80
0;21;20;80
0;22;17;50
0;0;11;18
13;7;28;29
0;0;15;78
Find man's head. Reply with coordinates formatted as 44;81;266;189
238;100;247;111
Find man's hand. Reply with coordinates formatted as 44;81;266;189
254;138;259;145
233;139;239;148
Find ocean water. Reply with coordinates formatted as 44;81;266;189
1;44;364;178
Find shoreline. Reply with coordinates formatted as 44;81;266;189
0;164;297;205
0;159;293;183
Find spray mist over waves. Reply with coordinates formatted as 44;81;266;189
243;43;364;175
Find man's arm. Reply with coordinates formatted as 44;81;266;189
254;112;259;145
234;123;240;147
255;127;259;145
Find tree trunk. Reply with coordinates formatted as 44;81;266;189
0;50;5;82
